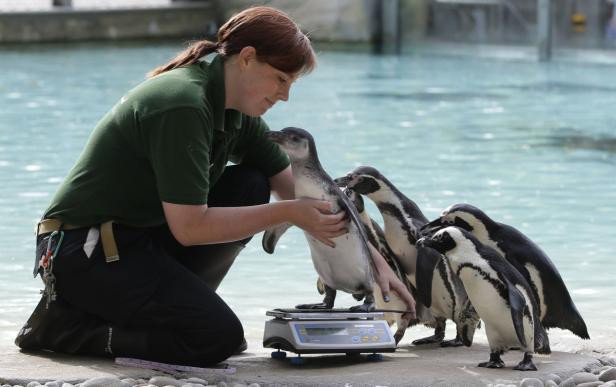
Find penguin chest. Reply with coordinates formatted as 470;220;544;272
524;263;546;321
305;223;373;294
457;269;533;352
383;220;418;280
294;177;334;207
429;262;458;319
293;176;372;294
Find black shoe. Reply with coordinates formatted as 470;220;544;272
233;337;248;355
15;295;49;350
15;295;111;356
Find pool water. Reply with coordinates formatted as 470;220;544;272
1;41;615;353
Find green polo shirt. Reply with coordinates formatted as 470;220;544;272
44;55;289;227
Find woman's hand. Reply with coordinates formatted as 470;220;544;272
289;199;348;247
369;245;416;319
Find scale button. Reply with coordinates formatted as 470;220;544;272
362;336;370;342
368;328;376;334
372;335;379;342
352;336;360;343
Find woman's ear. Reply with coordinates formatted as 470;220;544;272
237;46;257;71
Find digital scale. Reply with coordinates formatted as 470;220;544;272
263;308;396;364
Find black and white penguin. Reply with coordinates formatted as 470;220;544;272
262;128;378;311
418;226;551;371
335;166;479;347
343;187;434;343
421;203;590;340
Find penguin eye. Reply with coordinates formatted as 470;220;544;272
291;135;299;142
444;217;455;225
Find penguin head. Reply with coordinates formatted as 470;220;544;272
266;127;316;163
421;203;487;236
343;187;365;213
334;166;382;195
416;226;460;254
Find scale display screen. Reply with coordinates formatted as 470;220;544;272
304;327;348;336
290;321;392;347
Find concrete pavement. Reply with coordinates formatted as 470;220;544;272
1;339;610;387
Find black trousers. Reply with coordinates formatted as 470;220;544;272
17;165;270;366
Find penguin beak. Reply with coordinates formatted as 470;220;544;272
334;174;351;187
416;237;427;248
461;325;473;347
266;131;285;144
420;218;446;237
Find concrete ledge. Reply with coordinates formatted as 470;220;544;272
0;3;215;43
0;341;609;386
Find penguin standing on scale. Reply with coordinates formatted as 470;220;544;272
421;203;590;340
262;128;415;316
335;166;480;347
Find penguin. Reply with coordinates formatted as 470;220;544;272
417;226;551;371
421;203;590;340
335;166;479;347
342;187;435;343
262;127;378;311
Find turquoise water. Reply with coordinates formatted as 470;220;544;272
1;42;615;353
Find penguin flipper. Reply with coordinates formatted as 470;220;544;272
505;278;528;349
415;245;442;308
262;222;292;254
542;297;590;339
334;190;380;277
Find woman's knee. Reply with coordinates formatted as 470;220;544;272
182;314;244;364
235;165;270;206
208;165;270;208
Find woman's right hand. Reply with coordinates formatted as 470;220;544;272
289;199;348;247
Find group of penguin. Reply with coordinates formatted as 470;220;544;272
263;127;590;371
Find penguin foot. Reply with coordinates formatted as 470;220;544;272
478;359;505;368
295;302;331;309
440;337;464;347
352;293;365;301
513;353;537;371
412;334;444;345
478;352;505;368
349;302;375;312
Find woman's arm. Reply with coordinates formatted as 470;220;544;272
369;244;416;318
162;198;347;247
269;165;295;200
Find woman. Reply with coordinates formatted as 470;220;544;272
16;6;415;366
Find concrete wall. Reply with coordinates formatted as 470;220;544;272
0;3;216;43
1;0;612;48
222;0;376;43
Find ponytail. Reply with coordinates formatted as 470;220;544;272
147;39;218;78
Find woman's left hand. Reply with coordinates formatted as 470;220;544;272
369;245;416;319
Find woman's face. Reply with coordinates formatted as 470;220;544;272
235;54;297;117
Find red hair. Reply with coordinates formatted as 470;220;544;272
148;6;316;78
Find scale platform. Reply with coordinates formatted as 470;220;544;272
263;308;396;356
